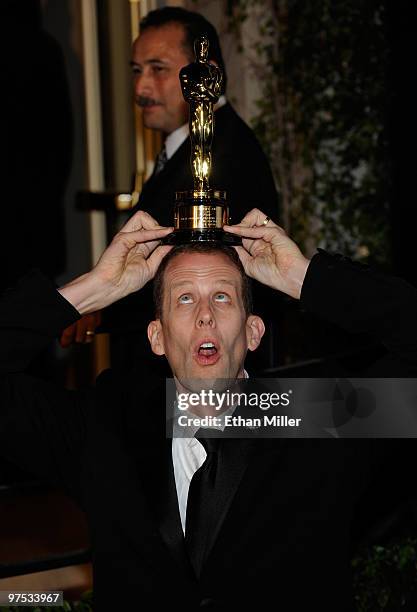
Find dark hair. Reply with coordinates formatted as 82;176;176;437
153;242;252;319
140;6;227;93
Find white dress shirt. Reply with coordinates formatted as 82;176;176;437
172;367;248;534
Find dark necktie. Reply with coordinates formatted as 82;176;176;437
185;432;222;576
154;144;168;176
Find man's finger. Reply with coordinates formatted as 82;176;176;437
146;245;173;278
60;312;101;348
84;313;100;343
60;323;77;348
135;236;169;258
123;226;174;246
138;211;169;231
119;210;163;233
75;316;89;343
233;245;252;269
224;225;279;241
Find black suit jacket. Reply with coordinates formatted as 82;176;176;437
1;253;417;610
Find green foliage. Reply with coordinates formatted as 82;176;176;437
227;0;391;265
352;538;417;610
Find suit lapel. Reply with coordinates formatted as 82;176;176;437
126;404;194;578
201;437;257;567
200;438;288;577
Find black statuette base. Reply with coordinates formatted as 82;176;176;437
162;228;242;246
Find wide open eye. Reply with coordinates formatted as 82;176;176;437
178;294;193;304
214;293;230;303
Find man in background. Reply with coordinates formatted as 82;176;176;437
129;6;278;226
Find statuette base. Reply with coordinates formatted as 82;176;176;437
163;227;241;245
162;188;241;245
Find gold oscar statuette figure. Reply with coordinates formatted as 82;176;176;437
164;35;240;244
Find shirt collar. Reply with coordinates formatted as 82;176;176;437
165;123;189;160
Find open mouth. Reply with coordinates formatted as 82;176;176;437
194;339;220;365
198;341;217;357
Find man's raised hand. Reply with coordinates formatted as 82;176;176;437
59;211;173;315
92;211;173;295
224;208;310;299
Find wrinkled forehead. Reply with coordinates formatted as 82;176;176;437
164;252;242;291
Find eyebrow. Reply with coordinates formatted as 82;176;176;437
130;59;169;67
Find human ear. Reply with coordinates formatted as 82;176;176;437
246;315;265;352
147;320;165;356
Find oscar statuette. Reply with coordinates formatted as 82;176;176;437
164;35;241;245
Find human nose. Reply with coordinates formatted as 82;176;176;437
134;68;153;98
195;300;215;328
